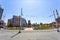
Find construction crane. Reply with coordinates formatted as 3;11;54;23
0;5;5;29
56;9;60;32
56;9;59;18
53;9;60;32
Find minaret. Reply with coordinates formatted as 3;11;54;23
0;5;4;19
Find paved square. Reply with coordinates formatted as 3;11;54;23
0;29;60;40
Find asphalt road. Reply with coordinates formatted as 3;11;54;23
0;29;60;40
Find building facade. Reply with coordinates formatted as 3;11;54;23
0;5;4;19
0;5;6;28
7;15;27;27
56;17;60;24
50;17;60;28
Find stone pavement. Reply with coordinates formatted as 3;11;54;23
0;29;60;40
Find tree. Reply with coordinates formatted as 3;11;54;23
40;23;43;25
7;23;13;27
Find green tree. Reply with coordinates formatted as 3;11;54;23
7;23;13;27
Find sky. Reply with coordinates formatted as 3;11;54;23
0;0;60;24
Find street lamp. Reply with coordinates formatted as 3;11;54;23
11;8;23;38
19;8;23;32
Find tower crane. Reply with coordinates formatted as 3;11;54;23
53;9;60;32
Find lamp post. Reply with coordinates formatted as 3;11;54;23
18;16;21;33
11;8;23;38
19;8;23;33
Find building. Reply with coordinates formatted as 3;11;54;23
7;15;27;27
0;5;4;19
56;17;60;24
0;5;6;28
0;20;6;28
50;17;60;28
